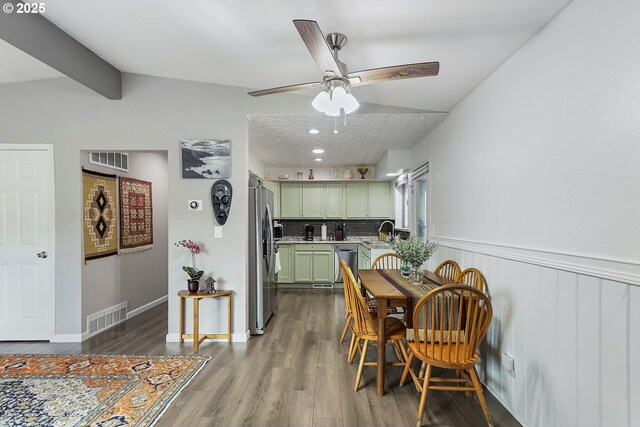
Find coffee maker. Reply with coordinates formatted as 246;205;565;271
304;224;314;241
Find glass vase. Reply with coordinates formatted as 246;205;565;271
400;263;412;279
411;266;423;284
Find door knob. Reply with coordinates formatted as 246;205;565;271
37;251;48;258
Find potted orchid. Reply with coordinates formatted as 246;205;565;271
393;236;439;283
175;240;204;293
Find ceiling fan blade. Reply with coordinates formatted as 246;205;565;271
293;19;343;78
348;61;439;86
248;81;321;97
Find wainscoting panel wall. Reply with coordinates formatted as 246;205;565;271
427;240;638;427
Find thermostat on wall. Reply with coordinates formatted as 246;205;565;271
188;200;202;211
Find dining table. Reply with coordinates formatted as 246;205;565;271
358;268;449;396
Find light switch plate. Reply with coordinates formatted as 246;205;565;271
214;226;222;238
501;353;515;373
188;200;202;211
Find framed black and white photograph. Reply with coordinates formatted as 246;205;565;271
180;139;231;179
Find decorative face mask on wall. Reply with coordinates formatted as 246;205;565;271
211;180;232;225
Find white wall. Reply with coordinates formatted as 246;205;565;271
80;151;168;324
414;0;640;425
0;73;315;339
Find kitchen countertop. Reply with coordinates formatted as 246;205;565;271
276;236;393;250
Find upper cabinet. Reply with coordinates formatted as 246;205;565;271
345;183;368;218
325;183;343;218
346;182;391;218
263;181;280;218
367;182;391;218
301;184;324;218
280;183;302;218
277;181;391;219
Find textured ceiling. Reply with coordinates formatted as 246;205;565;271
248;113;447;167
0;0;571;111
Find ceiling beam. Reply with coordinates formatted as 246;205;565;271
0;1;121;99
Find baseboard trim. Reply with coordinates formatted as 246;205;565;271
165;330;250;343
51;331;90;343
434;236;640;286
128;295;168;319
484;382;528;427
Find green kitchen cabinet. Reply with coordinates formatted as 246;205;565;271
263;181;280;218
302;184;324;218
358;245;371;270
325;183;344;218
312;250;334;283
292;244;333;284
293;250;313;283
345;183;368;218
277;244;293;283
367;182;391;218
280;183;302;218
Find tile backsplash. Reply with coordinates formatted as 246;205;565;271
278;219;395;239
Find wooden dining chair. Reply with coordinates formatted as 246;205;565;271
458;267;485;292
342;260;409;391
400;284;494;426
369;252;402;317
434;259;461;283
339;259;354;344
372;252;402;269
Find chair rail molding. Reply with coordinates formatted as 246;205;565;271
432;235;640;287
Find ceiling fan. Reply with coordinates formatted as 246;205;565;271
248;19;440;116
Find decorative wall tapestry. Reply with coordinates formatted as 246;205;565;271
181;139;231;178
82;168;118;260
119;176;153;252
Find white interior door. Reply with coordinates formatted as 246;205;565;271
0;146;55;340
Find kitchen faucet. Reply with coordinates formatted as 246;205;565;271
378;220;395;242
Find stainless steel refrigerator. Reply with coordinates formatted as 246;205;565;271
248;186;277;334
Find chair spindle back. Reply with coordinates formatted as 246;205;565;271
434;259;462;283
412;284;492;366
458;267;485;292
341;260;376;337
372;252;402;270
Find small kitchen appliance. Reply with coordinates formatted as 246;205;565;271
273;222;283;240
304;224;314;241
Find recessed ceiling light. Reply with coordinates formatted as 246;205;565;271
309;128;319;134
314;158;323;162
312;148;324;154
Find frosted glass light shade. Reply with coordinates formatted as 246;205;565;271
343;93;360;114
312;85;359;116
312;90;331;113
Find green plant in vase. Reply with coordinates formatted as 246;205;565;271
392;236;439;283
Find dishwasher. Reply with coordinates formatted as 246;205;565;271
334;245;358;283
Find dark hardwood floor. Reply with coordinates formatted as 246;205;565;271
0;290;521;426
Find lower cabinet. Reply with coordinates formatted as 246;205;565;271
287;244;334;285
312;250;334;283
358;245;371;270
277;244;293;283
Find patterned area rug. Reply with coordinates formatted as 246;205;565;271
0;354;210;427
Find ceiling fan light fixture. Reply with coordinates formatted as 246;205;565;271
312;80;359;116
342;92;360;114
325;105;341;117
312;91;331;113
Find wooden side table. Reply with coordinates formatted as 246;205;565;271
178;290;232;352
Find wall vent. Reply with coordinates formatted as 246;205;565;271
312;283;334;289
88;152;129;172
87;302;127;337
